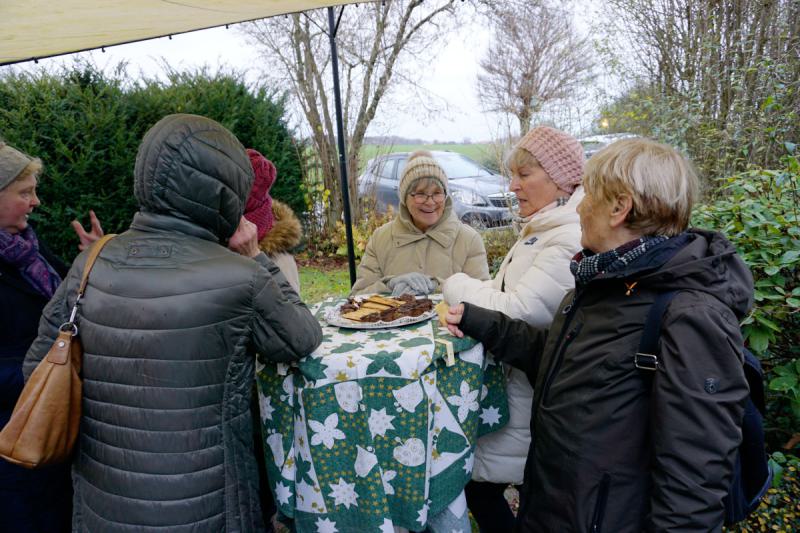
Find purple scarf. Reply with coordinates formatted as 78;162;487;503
0;226;62;298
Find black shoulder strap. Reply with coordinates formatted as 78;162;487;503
636;290;680;372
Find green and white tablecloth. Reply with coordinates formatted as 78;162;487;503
255;296;509;533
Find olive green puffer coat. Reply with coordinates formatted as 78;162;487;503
23;114;322;532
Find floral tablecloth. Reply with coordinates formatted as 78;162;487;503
255;296;509;532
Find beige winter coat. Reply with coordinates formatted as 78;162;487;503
258;200;301;294
442;187;584;484
351;199;489;295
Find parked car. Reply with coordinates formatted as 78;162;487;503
358;151;516;229
579;133;638;159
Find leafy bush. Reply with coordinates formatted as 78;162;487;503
482;227;517;276
726;452;800;532
0;62;303;263
692;152;800;355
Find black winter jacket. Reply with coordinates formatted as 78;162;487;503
22;115;323;532
1;235;71;533
459;230;752;532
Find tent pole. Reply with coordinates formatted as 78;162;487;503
328;6;357;286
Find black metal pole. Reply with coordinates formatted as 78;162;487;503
327;6;357;286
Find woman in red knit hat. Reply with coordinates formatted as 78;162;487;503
240;148;302;294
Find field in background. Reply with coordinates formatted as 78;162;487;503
359;143;503;172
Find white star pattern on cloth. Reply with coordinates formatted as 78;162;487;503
259;394;275;422
328;478;359;509
309;413;346;449
274;481;292;506
463;453;474;474
381;469;397;495
368;407;396;439
378;518;395;533
417;502;430;524
315;517;338;533
446;381;480;423
479;406;502;426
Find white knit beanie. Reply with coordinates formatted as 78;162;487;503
398;150;448;204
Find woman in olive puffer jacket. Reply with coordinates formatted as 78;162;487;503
23;114;322;532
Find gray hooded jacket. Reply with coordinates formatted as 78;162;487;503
23;114;322;532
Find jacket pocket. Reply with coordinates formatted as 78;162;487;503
591;473;611;533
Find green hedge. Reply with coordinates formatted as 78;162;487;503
0;63;304;262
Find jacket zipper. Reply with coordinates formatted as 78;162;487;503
517;293;583;525
537;291;584;407
591;473;611;533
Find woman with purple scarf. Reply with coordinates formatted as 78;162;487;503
0;141;71;532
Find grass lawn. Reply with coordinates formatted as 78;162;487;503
298;265;350;303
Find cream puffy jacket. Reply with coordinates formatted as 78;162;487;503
442;187;583;484
351;199;490;295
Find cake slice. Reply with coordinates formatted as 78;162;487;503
365;295;404;308
342;308;381;322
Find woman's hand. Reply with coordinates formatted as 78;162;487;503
228;217;261;258
71;210;104;251
445;303;466;338
387;272;436;296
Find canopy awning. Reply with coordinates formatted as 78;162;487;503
0;0;354;65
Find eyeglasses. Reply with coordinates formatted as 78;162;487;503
409;191;446;204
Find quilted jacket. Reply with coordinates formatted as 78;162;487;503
23;114;322;532
442;188;583;484
351;198;489;295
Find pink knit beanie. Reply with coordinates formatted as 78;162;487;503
515;126;585;193
244;149;276;241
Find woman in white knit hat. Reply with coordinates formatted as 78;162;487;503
351;150;490;295
442;126;585;532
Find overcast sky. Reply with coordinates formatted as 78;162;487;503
3;3;604;143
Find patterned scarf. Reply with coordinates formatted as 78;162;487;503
570;235;669;286
0;226;62;298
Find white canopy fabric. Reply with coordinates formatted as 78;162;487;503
0;0;355;65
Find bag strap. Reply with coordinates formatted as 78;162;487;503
635;290;680;372
65;234;116;329
77;234;116;297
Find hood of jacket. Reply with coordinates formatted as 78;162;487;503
133;114;253;243
604;229;754;320
258;200;301;255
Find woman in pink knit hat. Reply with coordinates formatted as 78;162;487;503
442;125;585;532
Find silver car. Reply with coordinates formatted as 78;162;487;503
579;133;637;159
357;151;516;229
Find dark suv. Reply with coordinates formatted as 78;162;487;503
357;151;516;229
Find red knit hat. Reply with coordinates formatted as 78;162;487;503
516;126;585;193
244;149;276;241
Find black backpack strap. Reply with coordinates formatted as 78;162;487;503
636;290;680;372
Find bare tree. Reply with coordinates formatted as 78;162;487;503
242;1;457;229
601;0;799;175
477;1;594;136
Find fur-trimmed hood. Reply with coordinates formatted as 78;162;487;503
258;200;301;255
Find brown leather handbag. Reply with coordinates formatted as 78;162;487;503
0;234;116;468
